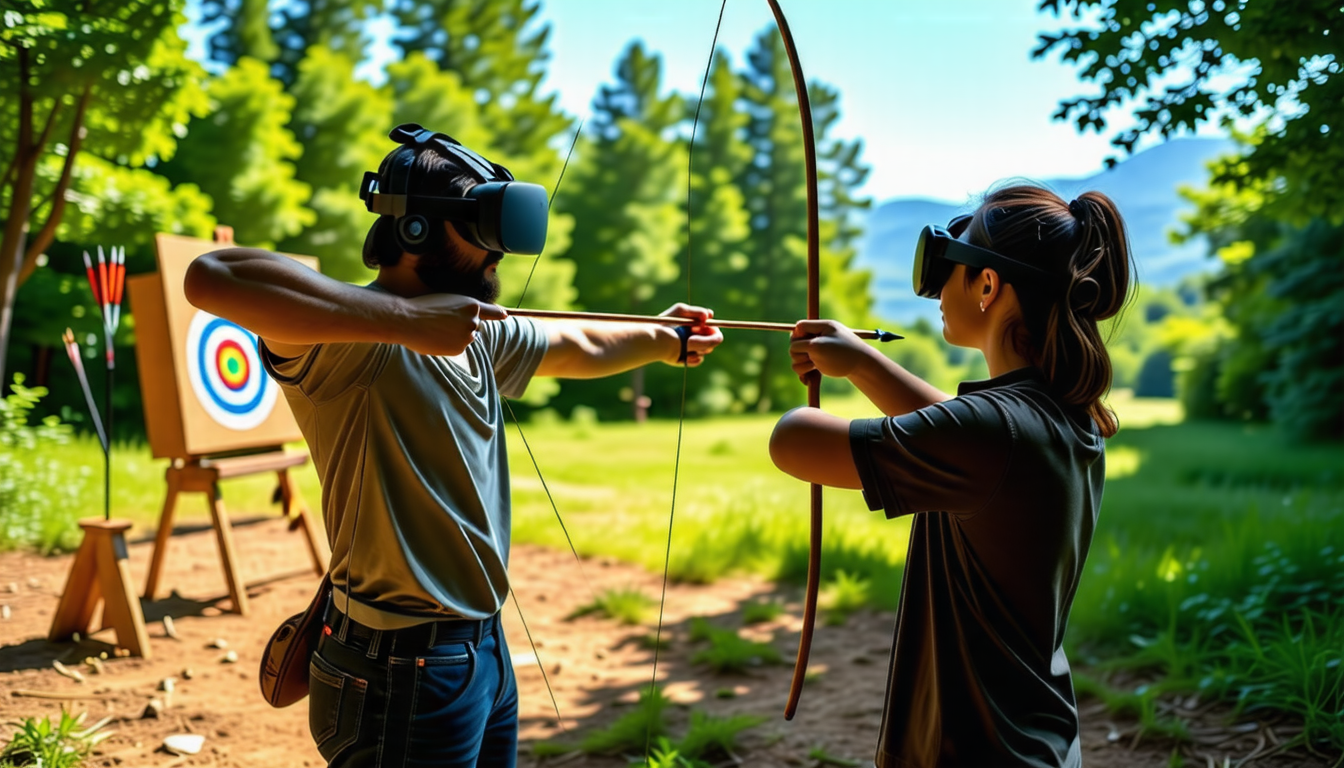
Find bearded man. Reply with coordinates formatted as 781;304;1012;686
184;124;722;767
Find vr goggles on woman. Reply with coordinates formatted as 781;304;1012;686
912;215;1063;299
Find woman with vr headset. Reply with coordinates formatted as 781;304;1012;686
771;183;1133;768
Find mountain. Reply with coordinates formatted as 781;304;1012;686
857;137;1237;325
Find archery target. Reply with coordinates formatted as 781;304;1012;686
184;311;279;431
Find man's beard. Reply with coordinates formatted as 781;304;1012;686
415;237;502;304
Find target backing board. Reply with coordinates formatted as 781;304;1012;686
128;234;319;459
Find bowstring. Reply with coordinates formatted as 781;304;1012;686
514;119;583;310
643;0;729;761
502;118;592;736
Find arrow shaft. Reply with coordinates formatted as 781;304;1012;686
508;308;897;340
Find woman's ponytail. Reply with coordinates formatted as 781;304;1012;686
969;186;1135;437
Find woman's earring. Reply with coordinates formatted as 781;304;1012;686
979;301;985;313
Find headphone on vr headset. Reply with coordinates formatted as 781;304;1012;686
359;123;550;257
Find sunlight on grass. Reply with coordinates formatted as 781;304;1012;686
1105;445;1142;480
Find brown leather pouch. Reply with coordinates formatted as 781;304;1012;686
259;574;331;708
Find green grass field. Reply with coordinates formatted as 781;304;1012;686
9;392;1342;751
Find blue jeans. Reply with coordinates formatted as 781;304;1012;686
307;609;518;767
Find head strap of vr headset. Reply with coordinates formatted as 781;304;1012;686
359;123;512;219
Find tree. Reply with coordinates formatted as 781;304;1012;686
200;0;377;86
199;0;277;66
0;0;207;384
1034;0;1342;223
549;42;687;419
383;52;578;314
390;0;571;180
278;46;391;281
675;51;755;414
158;58;315;249
811;79;875;334
737;28;812;411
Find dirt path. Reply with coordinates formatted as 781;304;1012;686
0;518;1329;767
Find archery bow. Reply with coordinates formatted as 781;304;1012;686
764;0;823;721
507;0;828;736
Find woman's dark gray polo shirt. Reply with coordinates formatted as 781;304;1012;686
850;367;1105;768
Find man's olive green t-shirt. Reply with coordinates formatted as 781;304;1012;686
849;367;1104;768
261;308;548;630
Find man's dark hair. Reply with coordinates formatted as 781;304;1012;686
362;146;477;269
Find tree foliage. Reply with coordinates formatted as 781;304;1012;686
1034;0;1342;223
0;0;207;384
159;58;315;249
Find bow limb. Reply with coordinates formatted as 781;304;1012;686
765;0;822;722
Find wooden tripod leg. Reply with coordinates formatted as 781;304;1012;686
93;530;151;658
207;486;250;616
49;534;103;642
281;468;329;575
143;470;180;600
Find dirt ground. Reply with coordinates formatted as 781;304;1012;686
0;516;1332;767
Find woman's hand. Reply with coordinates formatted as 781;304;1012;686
399;294;510;356
659;302;723;367
789;319;873;382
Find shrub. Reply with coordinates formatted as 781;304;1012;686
0;375;91;553
0;709;114;768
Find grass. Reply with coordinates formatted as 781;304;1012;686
567;588;657;626
820;570;871;626
687;617;783;673
533;685;670;758
535;687;765;767
8;391;1343;751
0;710;114;768
741;599;784;624
0;436;325;552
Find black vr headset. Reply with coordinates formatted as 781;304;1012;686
359;123;549;255
912;214;1063;299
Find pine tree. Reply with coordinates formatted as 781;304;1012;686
550;42;688;419
737;28;810;411
390;0;570;181
277;47;391;281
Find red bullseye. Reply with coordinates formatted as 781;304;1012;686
215;340;250;391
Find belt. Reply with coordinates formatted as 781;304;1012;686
324;603;496;655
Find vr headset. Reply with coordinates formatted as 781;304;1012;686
912;214;1063;299
359;123;549;255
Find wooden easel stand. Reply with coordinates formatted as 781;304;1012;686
142;449;330;617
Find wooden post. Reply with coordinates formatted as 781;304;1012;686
49;519;152;658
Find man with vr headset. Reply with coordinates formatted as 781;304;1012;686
771;184;1134;768
184;123;723;767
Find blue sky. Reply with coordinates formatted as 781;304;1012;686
183;0;1229;204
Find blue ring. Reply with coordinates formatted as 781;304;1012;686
195;318;267;415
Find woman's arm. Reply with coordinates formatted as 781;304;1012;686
536;303;723;379
770;407;861;489
184;248;506;357
790;320;951;416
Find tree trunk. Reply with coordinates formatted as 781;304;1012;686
21;84;92;283
0;47;37;390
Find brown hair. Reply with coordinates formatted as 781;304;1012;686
963;184;1134;437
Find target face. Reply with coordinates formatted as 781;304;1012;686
184;312;279;431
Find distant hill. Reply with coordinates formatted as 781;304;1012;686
857;137;1236;325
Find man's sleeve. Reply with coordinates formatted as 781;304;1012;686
849;394;1013;519
481;316;549;398
260;340;392;403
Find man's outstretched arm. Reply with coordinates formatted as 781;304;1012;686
184;248;506;357
536;303;724;379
